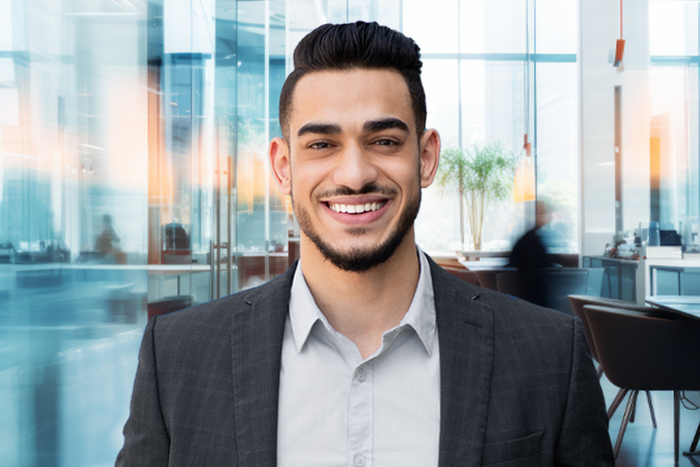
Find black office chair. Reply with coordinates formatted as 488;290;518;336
569;295;648;381
570;296;659;427
540;269;588;315
495;271;525;298
584;305;700;463
475;269;507;291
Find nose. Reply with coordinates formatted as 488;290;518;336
331;143;379;191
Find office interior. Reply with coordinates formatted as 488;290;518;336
0;0;699;465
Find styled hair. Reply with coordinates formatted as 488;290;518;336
279;21;426;140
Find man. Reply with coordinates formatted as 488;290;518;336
117;22;613;466
508;201;552;307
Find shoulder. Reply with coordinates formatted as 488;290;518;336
483;286;575;335
141;265;295;382
151;263;296;339
428;257;576;343
473;283;579;370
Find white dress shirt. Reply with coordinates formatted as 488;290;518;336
277;248;440;467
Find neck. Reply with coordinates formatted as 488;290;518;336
299;231;421;359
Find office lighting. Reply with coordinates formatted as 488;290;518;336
514;135;536;203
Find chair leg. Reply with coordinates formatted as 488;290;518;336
630;395;636;423
597;365;604;380
684;419;700;456
608;388;629;421
675;390;680;465
614;390;639;460
645;390;657;429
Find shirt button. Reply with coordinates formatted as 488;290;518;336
354;455;366;466
356;369;366;382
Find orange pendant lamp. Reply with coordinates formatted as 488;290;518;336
614;0;625;68
513;134;536;203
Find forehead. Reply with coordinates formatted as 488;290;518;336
288;69;415;134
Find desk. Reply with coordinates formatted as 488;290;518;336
458;259;511;271
645;295;700;321
645;295;700;457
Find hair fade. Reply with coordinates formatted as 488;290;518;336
279;21;426;140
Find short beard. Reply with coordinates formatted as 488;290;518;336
294;183;421;273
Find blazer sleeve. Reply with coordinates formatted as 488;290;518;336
115;316;170;466
553;318;615;466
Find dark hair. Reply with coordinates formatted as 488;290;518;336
279;21;426;140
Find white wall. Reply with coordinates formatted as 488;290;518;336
580;0;650;255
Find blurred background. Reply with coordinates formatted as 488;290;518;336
0;0;696;465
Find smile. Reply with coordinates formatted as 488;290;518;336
328;201;387;214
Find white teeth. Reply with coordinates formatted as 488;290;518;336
330;201;386;214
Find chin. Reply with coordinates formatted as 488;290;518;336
307;219;416;273
295;186;421;273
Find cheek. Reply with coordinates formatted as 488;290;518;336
382;159;421;190
290;162;328;200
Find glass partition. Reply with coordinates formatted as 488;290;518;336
406;0;578;254
650;1;700;247
0;0;290;463
0;1;149;464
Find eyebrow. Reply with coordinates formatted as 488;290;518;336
297;123;342;137
296;118;411;138
364;118;410;134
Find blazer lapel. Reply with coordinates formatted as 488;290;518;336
231;263;297;466
429;259;495;467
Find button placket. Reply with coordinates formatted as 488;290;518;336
348;363;373;467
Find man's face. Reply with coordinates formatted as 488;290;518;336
270;68;439;272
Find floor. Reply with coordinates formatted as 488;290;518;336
601;371;700;466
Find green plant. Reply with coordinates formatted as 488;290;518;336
435;142;516;251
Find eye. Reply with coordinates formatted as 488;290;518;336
309;141;333;150
372;138;398;147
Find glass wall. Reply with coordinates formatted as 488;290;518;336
649;1;700;245
530;0;578;256
0;0;579;464
0;0;290;464
0;1;150;464
408;0;579;254
409;0;526;253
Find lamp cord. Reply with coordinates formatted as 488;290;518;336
620;0;623;39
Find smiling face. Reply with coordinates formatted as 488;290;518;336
269;68;440;272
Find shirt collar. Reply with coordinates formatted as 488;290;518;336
288;247;437;355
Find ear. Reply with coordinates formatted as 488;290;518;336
419;128;441;188
269;137;292;195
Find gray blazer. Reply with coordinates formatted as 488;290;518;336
116;258;614;466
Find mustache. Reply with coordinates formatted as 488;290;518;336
316;183;398;199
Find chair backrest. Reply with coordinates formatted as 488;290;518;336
433;256;465;270
584;305;700;390
474;270;503;291
568;295;640;362
496;271;526;298
584;268;605;296
545;253;580;268
540;269;589;315
147;295;192;320
443;267;480;286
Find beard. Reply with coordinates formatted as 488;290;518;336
293;182;421;273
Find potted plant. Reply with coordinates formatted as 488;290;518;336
435;141;516;252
